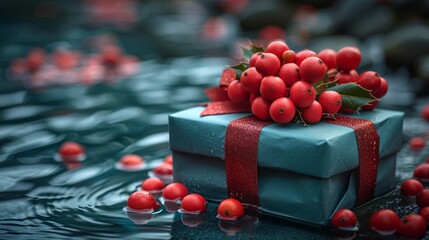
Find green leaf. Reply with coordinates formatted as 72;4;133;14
249;40;265;53
327;83;378;110
312;74;329;95
229;62;249;72
241;46;254;62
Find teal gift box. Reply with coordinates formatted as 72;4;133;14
169;106;404;226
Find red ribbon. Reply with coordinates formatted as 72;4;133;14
324;115;379;206
224;116;272;206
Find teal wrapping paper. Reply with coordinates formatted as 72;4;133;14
169;107;404;225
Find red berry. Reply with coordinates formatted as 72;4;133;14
318;91;342;114
255;53;281;76
421;105;429;122
249;93;259;104
260;76;287;101
372;77;388;98
154;163;173;176
318;49;337;70
414;163;429;181
269;97;296;124
251;96;271;120
369;209;401;235
289;81;316;108
295;49;316;66
27;48;46;72
101;44;123;66
336;70;359;84
141;177;164;192
162;183;189;201
356;71;382;92
397;214;427;239
400;179;424;197
409;137;426;150
418;206;429;223
240;67;263;94
180;193;207;213
120;154;144;167
217;198;244;220
164;155;173;165
299;57;327;83
127;191;159;211
227;80;249;103
59;141;85;157
278;63;300;87
416;189;429;208
282;50;296;64
266;40;289;62
258;25;286;42
361;101;378;111
249;52;262;67
336;46;361;72
300;101;322;124
341;107;357;114
53;49;80;70
330;209;358;229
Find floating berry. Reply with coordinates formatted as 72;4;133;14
418;207;429;223
278;63;300;87
414;163;429;181
318;49;337;70
227;80;250;103
141;177;165;192
162;183;189;201
101;44;123;66
289;81;316;108
255;53;281;76
240;67;263;94
400;179;423;197
300;101;322;124
164;155;173;165
251;96;271;120
336;46;361;72
336;70;359;84
372;77;388;98
295;49;316;66
330;209;358;230
356;71;382;92
27;48;46;72
369;209;400;235
180;194;207;214
127;191;159;211
259;76;287;101
269;97;296;124
409;137;426;150
422;105;429;122
217;198;244;220
282;50;296;64
299;56;326;83
397;214;427;239
59;141;86;161
249;52;262;67
266;40;289;62
416;189;429;208
154;163;173;176
318;91;342;114
120;154;144;167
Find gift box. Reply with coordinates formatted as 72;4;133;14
169;106;404;226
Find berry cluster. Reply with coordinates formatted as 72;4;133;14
222;40;388;124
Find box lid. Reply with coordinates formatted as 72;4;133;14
169;106;404;178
